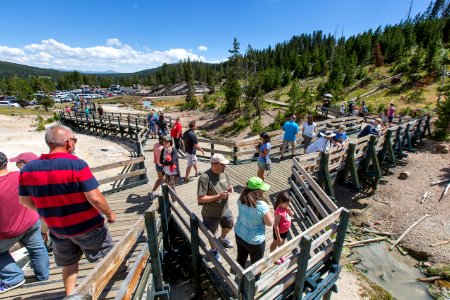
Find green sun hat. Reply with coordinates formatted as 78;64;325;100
247;177;270;191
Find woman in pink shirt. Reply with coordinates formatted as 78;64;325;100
270;191;294;264
149;136;164;199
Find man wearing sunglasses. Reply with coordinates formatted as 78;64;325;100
18;125;116;296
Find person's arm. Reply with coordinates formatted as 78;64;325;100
194;143;205;155
286;207;294;217
259;147;269;158
273;214;282;244
198;193;228;203
19;196;37;211
84;189;115;223
263;211;274;227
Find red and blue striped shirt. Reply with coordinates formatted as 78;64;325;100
19;152;104;236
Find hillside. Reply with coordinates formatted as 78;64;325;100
0;60;63;78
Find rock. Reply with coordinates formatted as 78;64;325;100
436;144;447;151
423;261;434;268
399;171;410;180
442;147;449;154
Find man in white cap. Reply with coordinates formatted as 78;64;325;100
197;154;234;262
305;131;336;154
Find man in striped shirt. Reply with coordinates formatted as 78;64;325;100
19;125;116;296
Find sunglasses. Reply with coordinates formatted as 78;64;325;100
66;137;77;144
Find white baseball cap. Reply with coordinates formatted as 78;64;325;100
211;154;230;165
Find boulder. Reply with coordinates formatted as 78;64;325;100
399;171;410;180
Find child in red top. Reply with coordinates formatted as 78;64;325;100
270;191;294;264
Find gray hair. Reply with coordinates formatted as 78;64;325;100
45;125;73;148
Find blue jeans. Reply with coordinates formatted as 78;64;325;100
0;220;49;285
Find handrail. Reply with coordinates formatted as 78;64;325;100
90;156;145;173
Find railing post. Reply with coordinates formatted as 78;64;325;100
424;115;432;137
395;126;405;158
241;270;256;300
159;185;171;251
380;128;395;168
144;210;164;292
294;235;312;300
127;116;131;138
211;143;215;157
416;118;424;145
233;145;238;164
135;118;139;142
190;214;202;295
318;152;335;199
340;142;361;191
118;117;124;139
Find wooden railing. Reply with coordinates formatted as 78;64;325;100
90;156;148;195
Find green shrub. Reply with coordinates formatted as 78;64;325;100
399;107;411;116
377;103;386;113
406;89;425;104
36;115;45;132
251;118;263;135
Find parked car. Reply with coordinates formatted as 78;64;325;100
0;101;22;108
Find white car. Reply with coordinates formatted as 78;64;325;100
0;101;22;108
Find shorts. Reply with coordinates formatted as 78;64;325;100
155;164;164;173
50;224;114;267
388;116;394;123
187;153;197;167
273;228;289;241
257;161;266;170
149;125;156;133
202;209;234;234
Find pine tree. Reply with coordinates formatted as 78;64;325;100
435;85;450;139
224;38;242;112
184;59;198;108
287;80;301;115
244;75;264;116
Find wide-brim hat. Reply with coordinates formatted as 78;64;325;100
247;177;270;191
320;131;336;138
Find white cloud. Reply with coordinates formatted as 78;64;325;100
197;45;208;52
0;38;211;73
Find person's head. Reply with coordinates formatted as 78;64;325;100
45;125;77;153
307;115;313;124
320;131;336;139
390;103;394;107
338;125;346;133
176;117;181;123
189;121;197;130
274;191;291;210
159;113;164;120
239;177;271;208
369;120;376;127
158;135;165;144
210;154;230;174
0;152;8;171
162;136;173;148
9;152;38;170
259;132;270;144
375;118;382;124
290;115;296;121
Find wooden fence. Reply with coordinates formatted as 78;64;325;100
66;201;169;300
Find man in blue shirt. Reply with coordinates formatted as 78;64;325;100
280;115;299;159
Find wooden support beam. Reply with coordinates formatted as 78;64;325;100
144;209;164;291
341;142;361;191
318;152;335;199
294;235;312;300
190;214;202;295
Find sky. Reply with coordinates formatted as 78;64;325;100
0;0;430;73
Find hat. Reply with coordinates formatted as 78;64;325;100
369;120;376;124
320;131;336;138
211;154;230;165
339;125;347;130
0;152;7;166
247;177;270;191
9;152;39;163
375;118;382;123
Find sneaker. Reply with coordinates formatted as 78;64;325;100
0;280;25;294
210;249;222;263
219;237;234;248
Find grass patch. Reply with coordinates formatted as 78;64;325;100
426;264;450;280
0;107;53;116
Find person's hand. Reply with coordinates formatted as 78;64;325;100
201;150;205;156
106;211;116;223
41;232;49;243
226;185;233;193
286;207;294;217
219;192;229;200
277;239;283;246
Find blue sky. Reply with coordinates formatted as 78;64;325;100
0;0;429;73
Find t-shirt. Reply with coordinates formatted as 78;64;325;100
357;124;379;138
157;119;168;132
183;129;198;155
275;207;292;234
234;200;269;245
282;121;299;142
388;107;395;117
153;143;163;165
258;143;271;163
19;152;104;236
0;172;39;239
302;122;316;138
306;137;332;154
333;132;348;143
197;169;231;217
171;122;183;139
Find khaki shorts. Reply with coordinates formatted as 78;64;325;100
50;225;114;266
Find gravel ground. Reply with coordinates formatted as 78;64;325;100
336;139;450;263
